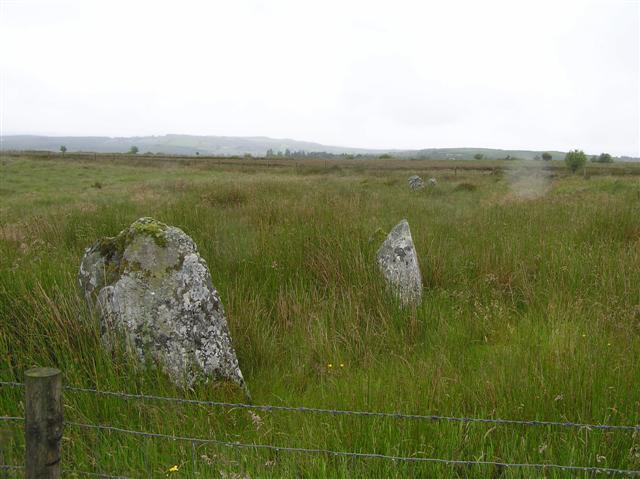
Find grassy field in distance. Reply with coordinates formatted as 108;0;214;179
1;153;639;477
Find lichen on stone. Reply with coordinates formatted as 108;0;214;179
376;219;423;306
78;217;247;394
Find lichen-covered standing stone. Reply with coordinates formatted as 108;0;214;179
408;175;425;190
78;217;246;390
376;220;423;306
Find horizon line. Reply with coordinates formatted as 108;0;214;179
1;133;638;158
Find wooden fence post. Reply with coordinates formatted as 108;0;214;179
25;368;62;479
0;429;8;479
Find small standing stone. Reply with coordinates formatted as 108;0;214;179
408;175;425;190
376;219;423;306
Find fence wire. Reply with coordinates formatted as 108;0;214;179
4;415;640;475
0;465;22;471
0;416;22;422
67;471;132;479
66;420;640;476
2;380;638;431
3;381;640;476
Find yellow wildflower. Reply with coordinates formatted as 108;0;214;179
168;465;179;473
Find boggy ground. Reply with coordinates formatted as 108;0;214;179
1;154;639;477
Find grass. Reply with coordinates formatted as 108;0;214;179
1;154;640;477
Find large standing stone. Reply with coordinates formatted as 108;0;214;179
408;175;425;190
78;217;246;391
376;220;423;306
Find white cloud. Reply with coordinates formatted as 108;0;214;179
1;0;638;155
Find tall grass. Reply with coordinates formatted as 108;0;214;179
1;155;639;477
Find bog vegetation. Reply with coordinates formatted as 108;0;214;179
1;153;639;478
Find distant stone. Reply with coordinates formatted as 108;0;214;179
428;177;437;186
376;220;423;306
408;175;425;190
78;217;246;391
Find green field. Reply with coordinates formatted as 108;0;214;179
1;154;639;478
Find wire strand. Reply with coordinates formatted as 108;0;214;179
0;416;23;422
3;383;640;476
65;421;640;476
3;380;638;431
69;471;133;479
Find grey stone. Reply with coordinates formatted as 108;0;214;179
78;217;246;391
428;177;437;186
376;220;423;306
408;175;425;190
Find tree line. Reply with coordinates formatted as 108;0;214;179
55;143;616;170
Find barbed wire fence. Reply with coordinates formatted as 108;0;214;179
1;376;640;477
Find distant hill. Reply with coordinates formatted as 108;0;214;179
0;134;376;157
1;134;636;161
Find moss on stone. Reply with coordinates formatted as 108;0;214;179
103;258;121;286
127;217;168;247
93;218;170;286
97;236;119;259
95;236;127;286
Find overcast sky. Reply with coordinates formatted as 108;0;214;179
1;0;638;155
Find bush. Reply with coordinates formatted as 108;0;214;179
597;153;613;163
565;149;587;173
